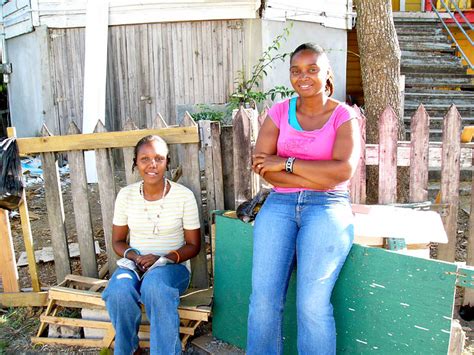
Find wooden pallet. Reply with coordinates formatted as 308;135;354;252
31;274;211;350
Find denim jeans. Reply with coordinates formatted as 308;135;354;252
102;264;190;355
247;190;354;355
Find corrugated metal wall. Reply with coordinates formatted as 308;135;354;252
49;20;246;134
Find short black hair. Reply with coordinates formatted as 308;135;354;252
290;43;335;97
132;135;169;172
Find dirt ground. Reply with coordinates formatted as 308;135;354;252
1;169;474;353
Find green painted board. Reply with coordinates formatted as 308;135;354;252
213;214;457;354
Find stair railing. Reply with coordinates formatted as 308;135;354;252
429;0;474;70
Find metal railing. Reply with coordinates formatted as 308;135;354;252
430;0;474;70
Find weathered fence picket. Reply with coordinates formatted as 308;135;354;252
438;105;462;262
94;121;119;274
378;106;399;205
409;104;430;202
349;106;366;204
122;119;140;185
180;112;208;288
41;125;71;282
68;122;98;278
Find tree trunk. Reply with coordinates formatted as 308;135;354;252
355;0;403;143
354;0;408;202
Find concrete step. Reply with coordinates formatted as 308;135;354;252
405;103;474;116
398;33;449;43
405;92;474;105
405;73;474;88
396;27;445;36
401;63;466;74
399;41;454;52
401;51;458;60
403;116;474;124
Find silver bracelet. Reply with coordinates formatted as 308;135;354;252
285;157;296;173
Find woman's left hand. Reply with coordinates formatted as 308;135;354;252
252;153;286;176
135;254;159;271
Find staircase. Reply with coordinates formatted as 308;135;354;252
393;13;474;140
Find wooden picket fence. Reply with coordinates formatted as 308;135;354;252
0;112;220;296
230;104;474;264
1;103;473;306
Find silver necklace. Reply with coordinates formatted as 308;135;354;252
140;178;167;235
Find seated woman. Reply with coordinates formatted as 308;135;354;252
102;135;201;355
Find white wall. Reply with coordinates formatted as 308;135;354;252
263;0;354;30
261;20;348;103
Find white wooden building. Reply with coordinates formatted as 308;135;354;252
1;0;355;137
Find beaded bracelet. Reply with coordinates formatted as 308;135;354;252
123;247;141;260
169;250;180;264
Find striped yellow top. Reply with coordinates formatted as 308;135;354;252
113;180;200;272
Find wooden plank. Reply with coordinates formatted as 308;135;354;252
438;105;462;262
40;125;71;283
349;106;366;204
0;291;48;307
122;119;141;185
364;143;473;168
94;121;118;274
31;336;104;347
64;274;108;287
14;126;199;155
220;125;235;210
463;126;474;305
179;112;208;289
409;104;430;202
18;192;41;291
200;120;224;214
7;127;41;291
0;209;20;292
40;315;111;329
67;122;98;278
232;107;254;207
378;106;398;204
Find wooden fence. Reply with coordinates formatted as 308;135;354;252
229;104;473;264
0;112;222;294
1;103;473;305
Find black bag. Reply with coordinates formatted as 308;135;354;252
0;137;24;210
236;188;270;223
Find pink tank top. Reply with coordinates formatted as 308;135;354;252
267;98;357;193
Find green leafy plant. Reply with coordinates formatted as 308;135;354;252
229;23;295;109
191;104;225;122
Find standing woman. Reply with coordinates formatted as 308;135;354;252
248;43;360;354
102;135;201;355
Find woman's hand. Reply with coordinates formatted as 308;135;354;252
135;254;159;271
252;153;286;176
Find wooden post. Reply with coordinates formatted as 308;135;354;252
67;122;98;278
180;112;208;288
199;120;224;214
6;127;40;291
462;127;474;306
232;107;259;207
40;125;71;282
94;120;119;274
0;209;20;292
220;125;235;210
409;104;430;202
350;106;367;204
378;107;403;250
122;119;141;185
438;106;461;262
378;106;398;204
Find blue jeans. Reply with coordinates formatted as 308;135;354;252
247;190;354;355
102;264;190;355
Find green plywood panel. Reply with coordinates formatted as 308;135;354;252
213;214;457;354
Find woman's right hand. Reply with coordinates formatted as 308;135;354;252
135;254;159;271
